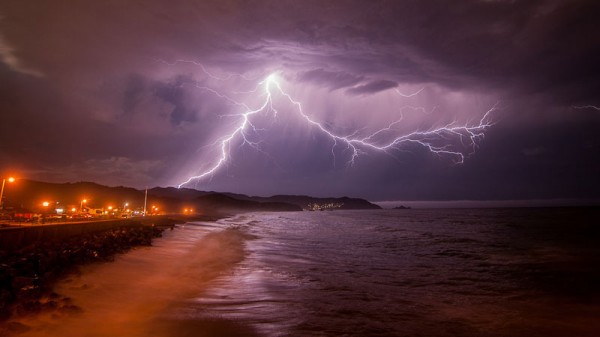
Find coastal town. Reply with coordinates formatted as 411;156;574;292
0;177;192;228
304;202;344;211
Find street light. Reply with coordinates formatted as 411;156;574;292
0;177;16;210
80;198;87;212
41;201;49;224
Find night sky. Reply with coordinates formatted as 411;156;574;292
1;0;599;202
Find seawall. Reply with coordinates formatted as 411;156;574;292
0;218;168;253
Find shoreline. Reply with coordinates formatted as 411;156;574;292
0;213;227;328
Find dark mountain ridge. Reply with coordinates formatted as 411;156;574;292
3;180;380;213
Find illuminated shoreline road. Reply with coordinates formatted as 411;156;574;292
0;217;134;229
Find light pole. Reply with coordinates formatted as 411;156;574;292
0;177;15;210
143;187;147;216
41;201;49;224
80;198;87;212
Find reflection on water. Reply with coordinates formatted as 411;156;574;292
195;209;600;337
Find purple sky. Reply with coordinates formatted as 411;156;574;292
1;0;599;201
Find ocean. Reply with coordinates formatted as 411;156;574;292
12;208;600;337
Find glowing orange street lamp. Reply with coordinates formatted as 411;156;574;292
40;201;50;224
0;176;16;210
80;198;87;212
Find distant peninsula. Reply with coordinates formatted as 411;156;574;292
393;205;411;209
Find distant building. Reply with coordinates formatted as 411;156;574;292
83;207;104;216
305;202;344;211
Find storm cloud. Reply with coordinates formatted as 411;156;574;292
0;0;599;201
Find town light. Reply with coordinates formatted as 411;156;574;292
42;201;50;207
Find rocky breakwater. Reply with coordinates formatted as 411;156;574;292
0;222;166;326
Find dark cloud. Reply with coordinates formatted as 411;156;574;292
152;75;198;126
297;69;364;91
0;0;599;201
121;74;147;116
346;80;398;95
296;69;399;95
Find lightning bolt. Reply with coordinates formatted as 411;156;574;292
394;87;424;98
572;105;600;111
177;71;498;188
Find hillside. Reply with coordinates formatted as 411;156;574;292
3;180;300;214
2;180;378;214
147;188;381;210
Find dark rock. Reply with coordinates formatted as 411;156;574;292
42;300;58;310
14;300;42;315
11;277;35;291
0;224;166;322
1;321;31;334
60;304;83;314
0;289;14;320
